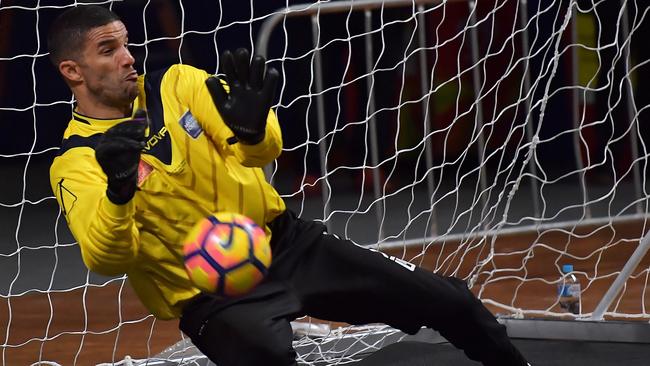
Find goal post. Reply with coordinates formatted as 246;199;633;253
1;0;649;365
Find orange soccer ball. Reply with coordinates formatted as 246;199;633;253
182;213;271;297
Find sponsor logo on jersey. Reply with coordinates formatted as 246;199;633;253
144;126;168;151
137;160;154;186
179;110;203;138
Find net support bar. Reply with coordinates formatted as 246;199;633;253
364;9;385;241
310;14;333;232
468;0;489;224
570;3;592;219
373;212;650;250
416;4;439;237
501;318;650;343
619;0;645;215
517;0;541;219
256;0;452;57
590;228;650;321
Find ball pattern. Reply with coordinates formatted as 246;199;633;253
182;213;271;297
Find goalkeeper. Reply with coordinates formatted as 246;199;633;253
47;5;530;366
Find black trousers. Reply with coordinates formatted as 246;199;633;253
179;210;528;366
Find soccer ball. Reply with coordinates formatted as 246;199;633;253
182;212;271;297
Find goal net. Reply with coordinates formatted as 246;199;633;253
1;0;649;365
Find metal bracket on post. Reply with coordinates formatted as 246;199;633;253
590;230;650;321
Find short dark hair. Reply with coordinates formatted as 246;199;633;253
47;5;121;66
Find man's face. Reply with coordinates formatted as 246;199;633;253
77;20;139;108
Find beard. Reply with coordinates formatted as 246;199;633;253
88;77;139;111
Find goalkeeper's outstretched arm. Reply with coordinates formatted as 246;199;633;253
166;50;282;167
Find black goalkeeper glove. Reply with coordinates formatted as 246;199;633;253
205;48;279;145
95;109;148;205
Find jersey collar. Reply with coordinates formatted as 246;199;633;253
72;105;137;127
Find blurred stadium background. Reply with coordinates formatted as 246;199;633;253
1;0;649;364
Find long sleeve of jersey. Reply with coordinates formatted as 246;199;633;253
50;132;140;276
165;64;283;167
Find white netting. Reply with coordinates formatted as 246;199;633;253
1;0;649;365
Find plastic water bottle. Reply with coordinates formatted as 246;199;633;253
558;264;581;315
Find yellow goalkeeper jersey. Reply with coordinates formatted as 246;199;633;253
49;64;286;319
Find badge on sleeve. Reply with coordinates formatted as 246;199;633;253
179;110;203;138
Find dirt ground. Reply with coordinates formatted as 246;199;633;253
2;220;648;365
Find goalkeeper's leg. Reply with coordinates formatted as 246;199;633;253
291;230;530;366
179;282;300;366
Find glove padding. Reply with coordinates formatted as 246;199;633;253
205;48;279;145
95;109;148;205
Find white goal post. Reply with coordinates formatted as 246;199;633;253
1;0;649;365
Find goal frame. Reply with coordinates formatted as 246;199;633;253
252;0;650;342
